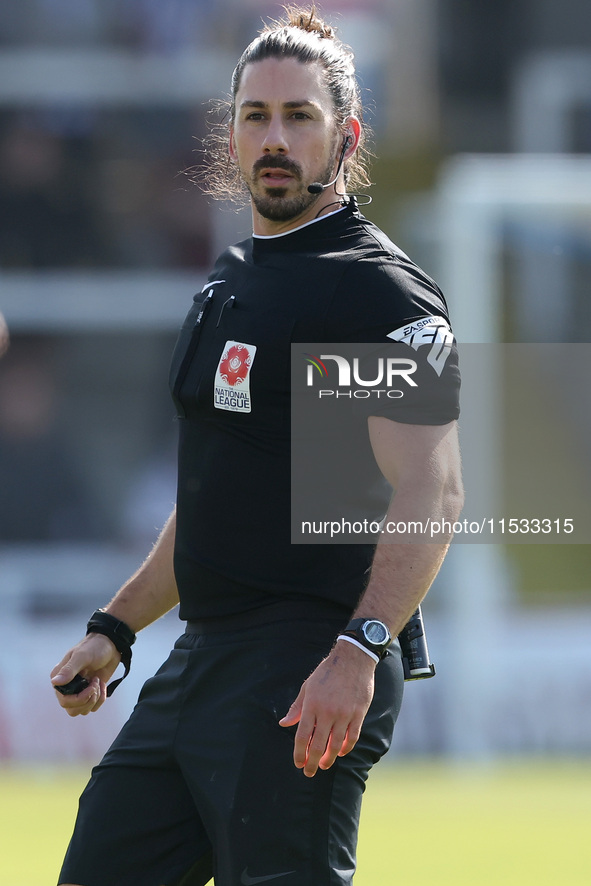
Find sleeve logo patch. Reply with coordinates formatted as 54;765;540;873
387;316;455;377
214;340;257;413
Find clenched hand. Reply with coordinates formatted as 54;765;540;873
51;633;121;716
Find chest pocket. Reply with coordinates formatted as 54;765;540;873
170;288;297;424
169;290;214;418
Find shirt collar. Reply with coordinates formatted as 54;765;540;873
252;206;347;241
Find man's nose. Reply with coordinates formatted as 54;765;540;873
262;117;288;153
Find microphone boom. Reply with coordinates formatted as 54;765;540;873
307;136;351;195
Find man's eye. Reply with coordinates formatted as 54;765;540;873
291;112;311;120
246;113;265;121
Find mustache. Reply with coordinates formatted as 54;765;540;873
252;155;302;179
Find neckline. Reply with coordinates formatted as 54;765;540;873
252;206;348;241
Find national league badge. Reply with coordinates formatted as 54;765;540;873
214;340;257;413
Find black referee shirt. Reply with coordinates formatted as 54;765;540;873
169;204;460;621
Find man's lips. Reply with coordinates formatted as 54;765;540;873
253;157;302;187
259;169;295;185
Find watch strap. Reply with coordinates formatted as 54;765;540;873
337;633;380;664
86;609;136;696
341;617;392;660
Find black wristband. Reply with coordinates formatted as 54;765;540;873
86;609;136;696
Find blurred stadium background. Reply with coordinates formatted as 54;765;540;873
0;1;590;880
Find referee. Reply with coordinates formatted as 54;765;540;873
51;6;463;885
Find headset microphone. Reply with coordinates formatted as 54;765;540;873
308;136;352;195
307;180;334;195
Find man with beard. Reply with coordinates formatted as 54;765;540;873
52;6;463;885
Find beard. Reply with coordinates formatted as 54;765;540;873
251;187;317;223
245;153;337;223
251;187;316;222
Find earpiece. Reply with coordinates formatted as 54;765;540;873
307;134;354;194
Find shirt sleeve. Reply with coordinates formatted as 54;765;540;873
324;253;461;424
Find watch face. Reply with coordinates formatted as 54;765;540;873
363;620;389;646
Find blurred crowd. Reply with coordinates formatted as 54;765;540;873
0;109;213;270
0;330;178;545
0;0;383;53
0;0;388;272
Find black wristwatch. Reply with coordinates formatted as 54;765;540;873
340;618;392;660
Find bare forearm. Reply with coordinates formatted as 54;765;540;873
104;508;179;633
354;539;448;637
352;480;463;636
51;509;179;714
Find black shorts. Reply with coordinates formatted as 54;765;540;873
58;617;404;886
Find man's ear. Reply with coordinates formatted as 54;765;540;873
343;117;362;159
229;127;238;162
